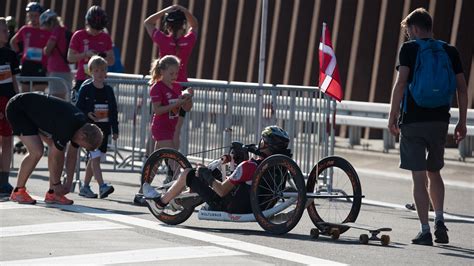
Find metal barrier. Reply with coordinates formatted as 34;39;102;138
13;74;474;178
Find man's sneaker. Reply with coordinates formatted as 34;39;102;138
142;183;160;199
0;183;13;196
133;193;147;206
99;184;114;199
10;188;36;204
434;220;449;244
44;191;74;205
411;231;433;246
79;186;98;198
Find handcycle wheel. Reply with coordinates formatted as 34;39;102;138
306;156;362;234
142;148;195;225
250;155;307;235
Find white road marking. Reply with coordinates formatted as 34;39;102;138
0;221;131;238
363;199;474;222
0;201;39;210
1;246;246;265
51;204;345;266
357;168;474;189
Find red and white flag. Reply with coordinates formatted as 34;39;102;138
319;23;343;101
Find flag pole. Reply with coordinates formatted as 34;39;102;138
256;0;268;142
317;22;326;165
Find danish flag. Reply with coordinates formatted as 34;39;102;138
319;23;343;101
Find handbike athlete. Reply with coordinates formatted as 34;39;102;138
144;125;292;214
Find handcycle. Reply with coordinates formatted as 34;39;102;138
141;143;363;235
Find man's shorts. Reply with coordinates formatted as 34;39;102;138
20;60;47;85
399;121;448;172
5;94;38;136
0;96;13;136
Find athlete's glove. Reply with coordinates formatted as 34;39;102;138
197;166;215;186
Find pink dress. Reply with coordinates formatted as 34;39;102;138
15;25;50;66
150;81;182;141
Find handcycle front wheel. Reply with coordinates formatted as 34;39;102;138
306;156;362;234
142;148;195;225
250;155;307;235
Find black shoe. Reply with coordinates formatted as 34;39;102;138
412;231;433;246
0;183;13;196
434;221;449;244
174;194;203;209
133;193;148;206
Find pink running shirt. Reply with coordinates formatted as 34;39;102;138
47;26;70;72
15;25;50;66
150;81;182;139
152;30;197;82
69;29;113;81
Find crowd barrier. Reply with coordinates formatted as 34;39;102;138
13;75;474;181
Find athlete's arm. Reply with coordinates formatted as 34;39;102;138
67;48;95;63
210;178;234;197
176;5;198;33
43;38;56;56
152;98;186;115
388;66;409;136
104;49;115;65
144;5;175;37
9;32;20;53
454;73;468;144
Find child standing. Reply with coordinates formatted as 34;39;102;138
133;55;191;205
76;56;118;199
0;18;20;195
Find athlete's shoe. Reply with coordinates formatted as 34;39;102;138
99;184;114;199
79;186;98;198
10;188;37;204
133;193;147;206
411;231;433;246
44;191;74;205
142;182;160;199
434;220;449;244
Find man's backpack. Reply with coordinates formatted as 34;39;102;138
407;39;456;109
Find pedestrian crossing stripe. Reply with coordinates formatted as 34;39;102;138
0;246;246;265
0;201;39;210
1;221;131;238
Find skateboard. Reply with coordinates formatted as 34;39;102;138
310;222;392;246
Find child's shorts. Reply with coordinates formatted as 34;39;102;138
0;96;13;136
20;60;47;85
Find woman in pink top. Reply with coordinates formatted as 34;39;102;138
144;4;198;157
67;5;114;96
40;9;71;100
134;55;192;205
10;2;50;93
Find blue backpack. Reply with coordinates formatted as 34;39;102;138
406;39;456;109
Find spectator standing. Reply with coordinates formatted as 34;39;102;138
388;8;468;246
10;2;49;93
133;55;191;205
5;16;17;49
6;92;103;205
67;5;114;97
144;4;198;150
40;9;72;100
0;18;20;196
76;56;117;199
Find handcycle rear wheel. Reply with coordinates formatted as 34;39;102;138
306;156;362;234
142;148;195;225
250;155;307;235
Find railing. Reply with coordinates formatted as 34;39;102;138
14;75;474;177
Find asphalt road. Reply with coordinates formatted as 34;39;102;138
1;147;472;265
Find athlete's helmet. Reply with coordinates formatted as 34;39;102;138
40;9;57;26
261;126;290;154
85;5;108;30
25;2;43;13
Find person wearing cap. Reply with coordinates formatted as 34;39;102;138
67;5;114;96
143;126;292;214
40;9;72;100
10;2;50;93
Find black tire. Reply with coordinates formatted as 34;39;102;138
250;155;306;235
142;148;194;225
306;156;362;234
